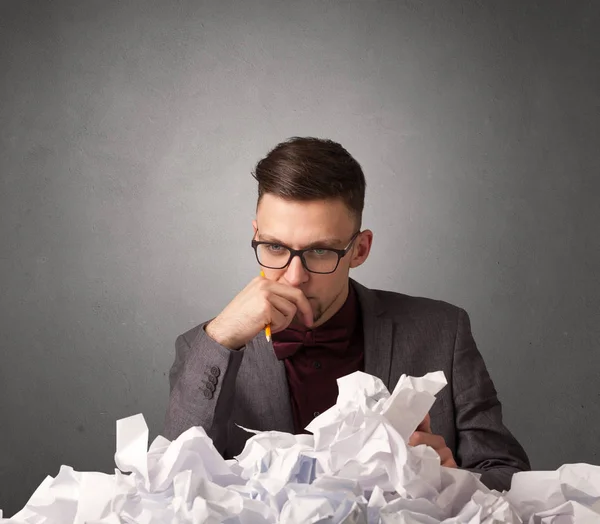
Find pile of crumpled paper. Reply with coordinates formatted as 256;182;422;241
2;371;599;523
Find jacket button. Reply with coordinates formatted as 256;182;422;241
204;374;218;385
203;389;213;399
312;361;321;369
210;366;221;377
203;381;216;393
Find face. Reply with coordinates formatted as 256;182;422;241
253;194;373;327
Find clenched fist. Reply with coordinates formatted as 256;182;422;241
205;277;313;350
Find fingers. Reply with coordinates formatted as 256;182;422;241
408;431;443;449
209;277;313;350
268;294;299;332
415;413;431;433
293;293;314;327
275;288;313;327
260;280;313;327
408;431;457;468
438;448;457;468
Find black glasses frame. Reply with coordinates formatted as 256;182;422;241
251;231;361;274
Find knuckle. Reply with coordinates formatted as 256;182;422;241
410;432;423;445
257;278;269;290
258;300;271;316
430;436;443;449
257;284;271;299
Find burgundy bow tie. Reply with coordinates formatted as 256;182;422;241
272;326;351;360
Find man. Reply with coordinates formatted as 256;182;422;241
163;137;530;491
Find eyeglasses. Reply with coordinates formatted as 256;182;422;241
251;231;361;274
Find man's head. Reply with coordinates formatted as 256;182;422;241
252;137;373;327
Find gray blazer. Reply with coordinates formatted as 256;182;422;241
163;279;530;491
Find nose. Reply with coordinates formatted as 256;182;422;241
283;254;309;287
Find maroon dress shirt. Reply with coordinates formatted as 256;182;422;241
272;283;364;433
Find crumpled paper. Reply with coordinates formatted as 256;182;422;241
506;464;600;523
2;370;599;523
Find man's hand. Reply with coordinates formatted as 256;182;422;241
205;277;313;350
408;414;457;468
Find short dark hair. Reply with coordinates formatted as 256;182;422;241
253;137;366;226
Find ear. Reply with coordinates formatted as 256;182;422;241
252;219;258;236
349;230;373;269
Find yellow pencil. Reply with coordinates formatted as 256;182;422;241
259;270;272;342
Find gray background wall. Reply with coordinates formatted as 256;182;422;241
1;0;599;515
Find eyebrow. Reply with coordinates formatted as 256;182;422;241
258;234;344;249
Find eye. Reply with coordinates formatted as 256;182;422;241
311;248;327;256
268;244;284;252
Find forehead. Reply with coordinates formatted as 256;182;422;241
256;194;356;244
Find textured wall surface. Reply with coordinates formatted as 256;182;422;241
1;0;599;515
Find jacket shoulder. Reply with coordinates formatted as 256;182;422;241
370;288;463;322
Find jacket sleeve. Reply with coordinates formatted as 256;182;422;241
452;308;531;491
162;322;245;456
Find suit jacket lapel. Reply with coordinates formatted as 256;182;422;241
352;279;394;389
246;334;295;433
